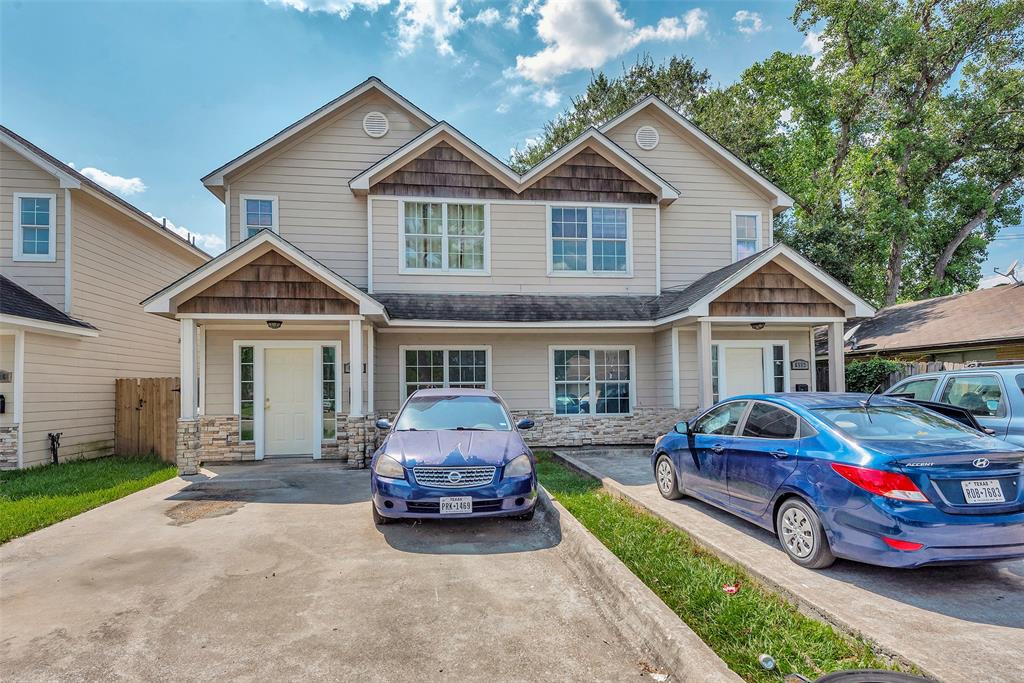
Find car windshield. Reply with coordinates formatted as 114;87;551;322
395;395;512;432
813;405;981;441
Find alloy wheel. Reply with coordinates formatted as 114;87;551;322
656;459;674;494
780;506;815;559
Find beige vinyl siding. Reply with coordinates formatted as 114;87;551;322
653;329;674;407
18;192;204;467
606;109;774;291
372;200;658;294
225;93;430;288
374;330;660;413
0;334;14;427
1;142;66;310
677;328;700;411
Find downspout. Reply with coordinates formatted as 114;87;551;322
64;188;72;313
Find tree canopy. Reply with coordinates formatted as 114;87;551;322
509;0;1024;307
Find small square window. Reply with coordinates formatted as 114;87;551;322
242;197;277;239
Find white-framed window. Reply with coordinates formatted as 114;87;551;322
240;194;278;239
549;206;631;275
400;201;488;273
239;345;255;442
550;346;635;415
13;192;57;262
732;211;761;262
322;346;338;440
400;346;490;400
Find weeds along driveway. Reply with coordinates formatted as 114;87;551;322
0;462;651;682
558;448;1024;683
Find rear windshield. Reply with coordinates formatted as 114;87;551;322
813;405;981;441
395;395;512;432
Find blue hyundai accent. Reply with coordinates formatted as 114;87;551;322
370;389;538;524
652;393;1024;569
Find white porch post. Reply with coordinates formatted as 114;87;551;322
180;318;196;419
348;319;363;417
696;321;713;408
365;323;374;414
809;326;818;392
827;321;846;393
670;326;680;409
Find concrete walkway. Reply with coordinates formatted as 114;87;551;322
557;448;1024;683
1;462;655;682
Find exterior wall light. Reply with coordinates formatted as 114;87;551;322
750;322;766;330
266;320;283;330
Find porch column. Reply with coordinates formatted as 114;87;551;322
696;321;713;408
365;323;374;414
671;327;680;409
180;318;196;419
827;320;846;393
348;319;363;417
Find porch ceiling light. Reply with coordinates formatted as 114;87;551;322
750;322;766;330
267;320;283;330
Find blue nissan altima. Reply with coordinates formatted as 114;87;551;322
652;393;1024;569
370;389;538;524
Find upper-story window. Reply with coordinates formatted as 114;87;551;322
732;211;761;262
549;206;630;275
14;193;56;262
241;195;278;239
401;201;487;273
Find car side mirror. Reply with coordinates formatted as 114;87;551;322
516;418;535;430
375;418;392;431
983;427;996;436
673;420;689;435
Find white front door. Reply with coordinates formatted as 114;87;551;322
264;348;315;456
724;347;766;397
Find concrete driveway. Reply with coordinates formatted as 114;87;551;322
0;462;653;682
560;448;1024;683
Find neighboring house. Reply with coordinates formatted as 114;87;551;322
0;126;208;469
143;77;873;474
815;282;1024;366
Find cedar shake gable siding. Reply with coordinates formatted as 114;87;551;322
370;141;657;204
708;261;843;318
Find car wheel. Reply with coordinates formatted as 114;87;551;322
513;506;536;521
655;455;684;500
775;498;835;569
372;504;393;525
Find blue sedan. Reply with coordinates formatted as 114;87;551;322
370;389;538;524
652;393;1024;569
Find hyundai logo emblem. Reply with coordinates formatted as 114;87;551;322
973;458;991;469
447;471;463;483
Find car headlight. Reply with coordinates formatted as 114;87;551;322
504;454;533;478
373;454;405;479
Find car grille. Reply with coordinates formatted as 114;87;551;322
412;466;496;489
406;499;504;513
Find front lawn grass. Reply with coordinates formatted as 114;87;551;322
536;451;904;682
0;455;177;544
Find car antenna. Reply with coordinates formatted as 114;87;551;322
861;383;883;422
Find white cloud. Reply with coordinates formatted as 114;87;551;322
495;102;510;113
803;30;824;56
733;10;765;35
148;213;226;255
530;88;560;107
265;0;389;20
394;0;464;55
470;7;500;26
779;107;793;124
79;166;147;196
512;0;707;85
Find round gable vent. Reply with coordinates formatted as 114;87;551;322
635;125;659;150
363;111;390;138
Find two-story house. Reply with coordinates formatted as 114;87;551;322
0;126;208;469
143;78;873;474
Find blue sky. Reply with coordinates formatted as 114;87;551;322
1;0;1020;279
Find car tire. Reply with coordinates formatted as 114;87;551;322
775;498;835;569
655;455;684;500
372;504;393;525
514;506;536;521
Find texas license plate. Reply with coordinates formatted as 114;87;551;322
439;497;473;514
961;479;1005;504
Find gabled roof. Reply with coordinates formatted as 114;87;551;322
202;77;436;190
599;96;795;211
143;230;386;317
0;126;209;261
0;276;99;337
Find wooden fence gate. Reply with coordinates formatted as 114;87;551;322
115;377;179;462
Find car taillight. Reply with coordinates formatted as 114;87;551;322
830;463;929;503
882;537;924;551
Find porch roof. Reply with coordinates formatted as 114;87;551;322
0;276;98;336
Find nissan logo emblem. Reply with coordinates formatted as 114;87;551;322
973;458;991;469
447;471;463;483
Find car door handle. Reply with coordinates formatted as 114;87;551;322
771;449;790;459
711;444;726;454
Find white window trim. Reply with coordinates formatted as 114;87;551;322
13;192;57;262
731;210;761;263
398;345;492;402
398;201;490;276
548;345;637;417
546;206;633;277
711;340;790;399
239;194;279;240
232;340;342;460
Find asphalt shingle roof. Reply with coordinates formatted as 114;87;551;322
0;276;97;330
